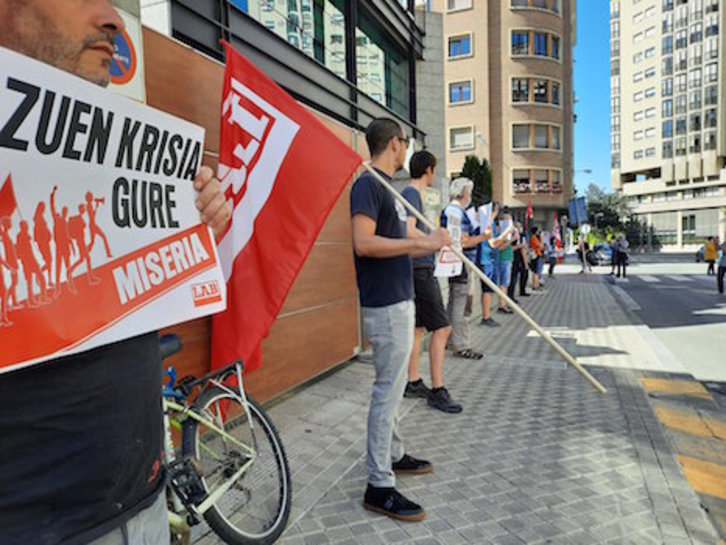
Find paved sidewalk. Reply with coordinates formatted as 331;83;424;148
193;274;722;545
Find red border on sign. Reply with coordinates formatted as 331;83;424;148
110;29;137;85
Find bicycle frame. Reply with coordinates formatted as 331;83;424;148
164;362;257;532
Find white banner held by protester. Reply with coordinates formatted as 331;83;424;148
435;214;463;278
0;46;226;374
478;203;493;231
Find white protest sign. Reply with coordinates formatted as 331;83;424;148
466;207;479;230
478;203;493;232
435;210;463;278
0;46;226;374
500;218;513;241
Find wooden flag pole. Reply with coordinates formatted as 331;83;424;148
361;162;607;395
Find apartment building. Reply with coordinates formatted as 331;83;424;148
610;0;726;248
433;0;576;228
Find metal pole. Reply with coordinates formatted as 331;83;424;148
362;163;607;394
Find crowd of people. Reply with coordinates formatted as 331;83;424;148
350;118;562;523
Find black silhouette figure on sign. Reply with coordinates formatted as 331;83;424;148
85;191;111;258
68;204;99;285
0;216;20;309
51;186;76;296
33;202;54;289
17;220;51;307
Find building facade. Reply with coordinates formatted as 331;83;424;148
132;0;445;401
432;0;576;229
610;0;726;248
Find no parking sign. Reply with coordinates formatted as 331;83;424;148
109;9;146;103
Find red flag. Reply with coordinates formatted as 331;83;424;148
553;212;562;249
0;174;18;219
211;42;363;372
525;198;533;232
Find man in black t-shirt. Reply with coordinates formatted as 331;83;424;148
401;151;462;414
0;2;231;544
351;119;450;522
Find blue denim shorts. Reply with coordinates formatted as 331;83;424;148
497;261;512;287
479;263;498;293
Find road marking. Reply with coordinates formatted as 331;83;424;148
636;275;661;283
611;285;641;311
641;378;712;399
693;304;726;317
666;275;693;282
654;406;726;440
677;455;726;499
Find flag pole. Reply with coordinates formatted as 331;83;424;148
361;162;607;395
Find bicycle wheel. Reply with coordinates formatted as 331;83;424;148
182;387;291;545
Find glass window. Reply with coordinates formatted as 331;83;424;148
663;141;674;158
512;78;529;102
511;31;529;55
646;147;656;157
676;137;687;155
646;127;656;138
676;117;687;134
635;111;645;121
534;125;549;148
704;130;717;150
551;36;560;59
663;120;674;137
551;170;562;193
635;130;644;141
534;32;548;56
449;81;472;104
646;107;656;118
448;0;473;10
645;87;656;98
662;56;673;75
689;90;701;109
689;134;701;153
662;78;673;96
513;169;531;193
551;126;561;150
705;85;718;105
450;126;474;149
705;63;718;82
512;125;530;148
676;94;687;113
690;113;701;131
705;108;717;127
663;35;674;54
534;170;549;193
634;71;644;82
551;82;560;105
533;79;548;103
449;34;472;58
663;99;673;117
511;0;529;6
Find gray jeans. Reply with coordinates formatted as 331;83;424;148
88;491;169;545
446;278;471;352
362;300;415;488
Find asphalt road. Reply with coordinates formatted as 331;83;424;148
606;256;725;383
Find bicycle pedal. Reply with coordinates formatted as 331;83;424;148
169;458;207;507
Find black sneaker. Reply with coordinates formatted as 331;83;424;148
404;379;430;399
428;387;463;414
363;485;426;522
479;317;500;327
392;454;434;474
497;307;513;314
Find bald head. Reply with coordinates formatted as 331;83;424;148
0;0;124;86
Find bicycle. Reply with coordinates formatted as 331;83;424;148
159;334;292;545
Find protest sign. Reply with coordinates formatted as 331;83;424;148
0;46;225;374
500;218;513;241
466;207;479;230
478;203;493;231
435;215;463;278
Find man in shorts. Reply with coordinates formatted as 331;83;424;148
401;151;461;414
0;3;231;543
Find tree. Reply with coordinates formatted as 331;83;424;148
585;183;631;233
460;155;492;206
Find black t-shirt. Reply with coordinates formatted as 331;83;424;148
401;186;434;270
350;169;413;307
0;332;164;545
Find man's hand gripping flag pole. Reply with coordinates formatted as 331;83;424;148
361;162;607;395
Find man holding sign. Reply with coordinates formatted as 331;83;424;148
351;119;450;522
0;2;230;544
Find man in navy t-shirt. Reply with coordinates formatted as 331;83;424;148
400;151;461;414
351;119;450;522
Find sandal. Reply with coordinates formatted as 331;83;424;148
455;349;483;360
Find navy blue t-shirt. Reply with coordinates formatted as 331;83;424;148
350;169;413;307
401;186;434;269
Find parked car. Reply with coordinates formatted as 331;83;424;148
588;243;613;266
695;245;705;262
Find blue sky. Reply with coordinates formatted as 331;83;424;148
573;1;611;194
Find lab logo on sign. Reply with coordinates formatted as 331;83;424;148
192;281;224;307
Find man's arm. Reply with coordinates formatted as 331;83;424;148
353;214;450;258
406;217;427;240
462;228;491;249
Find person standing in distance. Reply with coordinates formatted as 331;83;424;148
351;119;451;521
401;151;462;414
0;2;231;544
